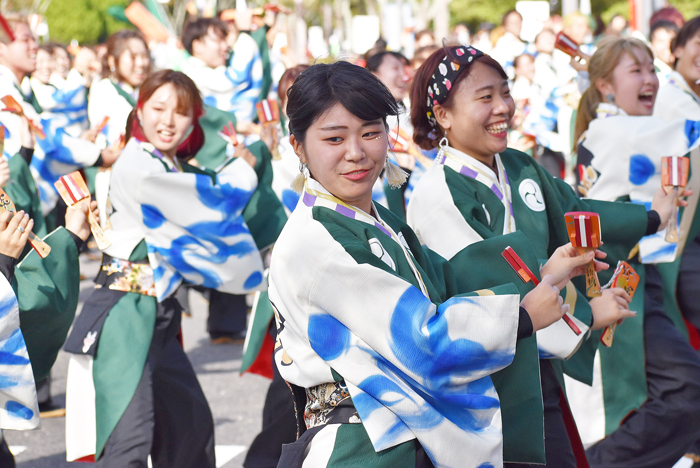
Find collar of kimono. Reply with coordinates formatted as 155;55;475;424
595;102;627;119
436;146;516;234
668;71;700;106
302;177;430;297
139;141;183;173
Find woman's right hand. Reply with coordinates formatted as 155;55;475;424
651;186;692;232
0;210;32;259
234;145;257;168
590;287;635;330
520;274;568;332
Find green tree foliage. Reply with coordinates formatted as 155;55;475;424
45;0;132;45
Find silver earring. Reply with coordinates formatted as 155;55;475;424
605;93;615;103
437;135;449;161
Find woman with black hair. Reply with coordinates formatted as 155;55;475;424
406;45;681;467
268;60;590;468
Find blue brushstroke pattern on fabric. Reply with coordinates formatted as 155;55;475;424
244;271;263;289
686;120;700;147
0;294;17;319
5;401;34;420
629;154;656;185
0;374;22;388
0;329;27;356
142;204;166;229
389;287;513;387
308;314;351;361
194;174;253;217
282;189;299;213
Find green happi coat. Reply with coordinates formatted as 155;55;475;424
407;146;649;458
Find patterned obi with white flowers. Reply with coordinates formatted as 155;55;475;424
304;380;361;429
95;254;157;297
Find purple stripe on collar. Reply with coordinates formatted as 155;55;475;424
459;165;479;179
374;222;392;237
335;204;356;218
490;183;503;200
303;191;317;207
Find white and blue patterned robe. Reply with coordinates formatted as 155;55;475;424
269;177;522;468
104;138;265;301
182;32;263;125
0;66;101;215
0;274;38;430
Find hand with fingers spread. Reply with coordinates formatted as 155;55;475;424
540;243;609;290
65;201;99;242
0;210;33;259
652;186;693;231
521;274;569;332
590;287;636;330
0;159;10;188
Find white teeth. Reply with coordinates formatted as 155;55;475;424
486;123;508;133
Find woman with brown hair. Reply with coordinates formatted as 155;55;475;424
406;44;680;467
573;36;700;468
88;30;151;149
64;69;268;467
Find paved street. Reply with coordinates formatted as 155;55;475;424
5;254;271;467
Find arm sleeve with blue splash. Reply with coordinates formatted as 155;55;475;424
135;157;264;300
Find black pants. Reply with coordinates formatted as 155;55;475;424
586;265;700;468
97;299;215;468
207;290;247;336
505;361;577;468
243;341;297;468
678;232;700;331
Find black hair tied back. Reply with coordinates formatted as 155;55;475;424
286;61;399;144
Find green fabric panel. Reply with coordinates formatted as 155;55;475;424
111;81;137;107
450;231;544;464
328;423;415;467
15;84;42;113
15;227;79;381
599;264;647;435
93;292;157;458
240;290;274;374
195;105;237;171
6;153;47;237
84;166;98;196
240;141;287;250
129;239;149;262
383;183;406;222
250;28;273;103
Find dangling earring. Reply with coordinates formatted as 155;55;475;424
290;161;309;193
437;135;449;161
385;154;408;189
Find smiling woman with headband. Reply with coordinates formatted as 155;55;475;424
406;44;681;467
268;60;577;468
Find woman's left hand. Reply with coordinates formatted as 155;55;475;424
651;186;692;231
540;243;608;290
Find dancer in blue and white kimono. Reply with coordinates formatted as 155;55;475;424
268;61;584;468
63;70;271;467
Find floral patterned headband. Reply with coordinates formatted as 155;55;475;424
426;45;484;127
